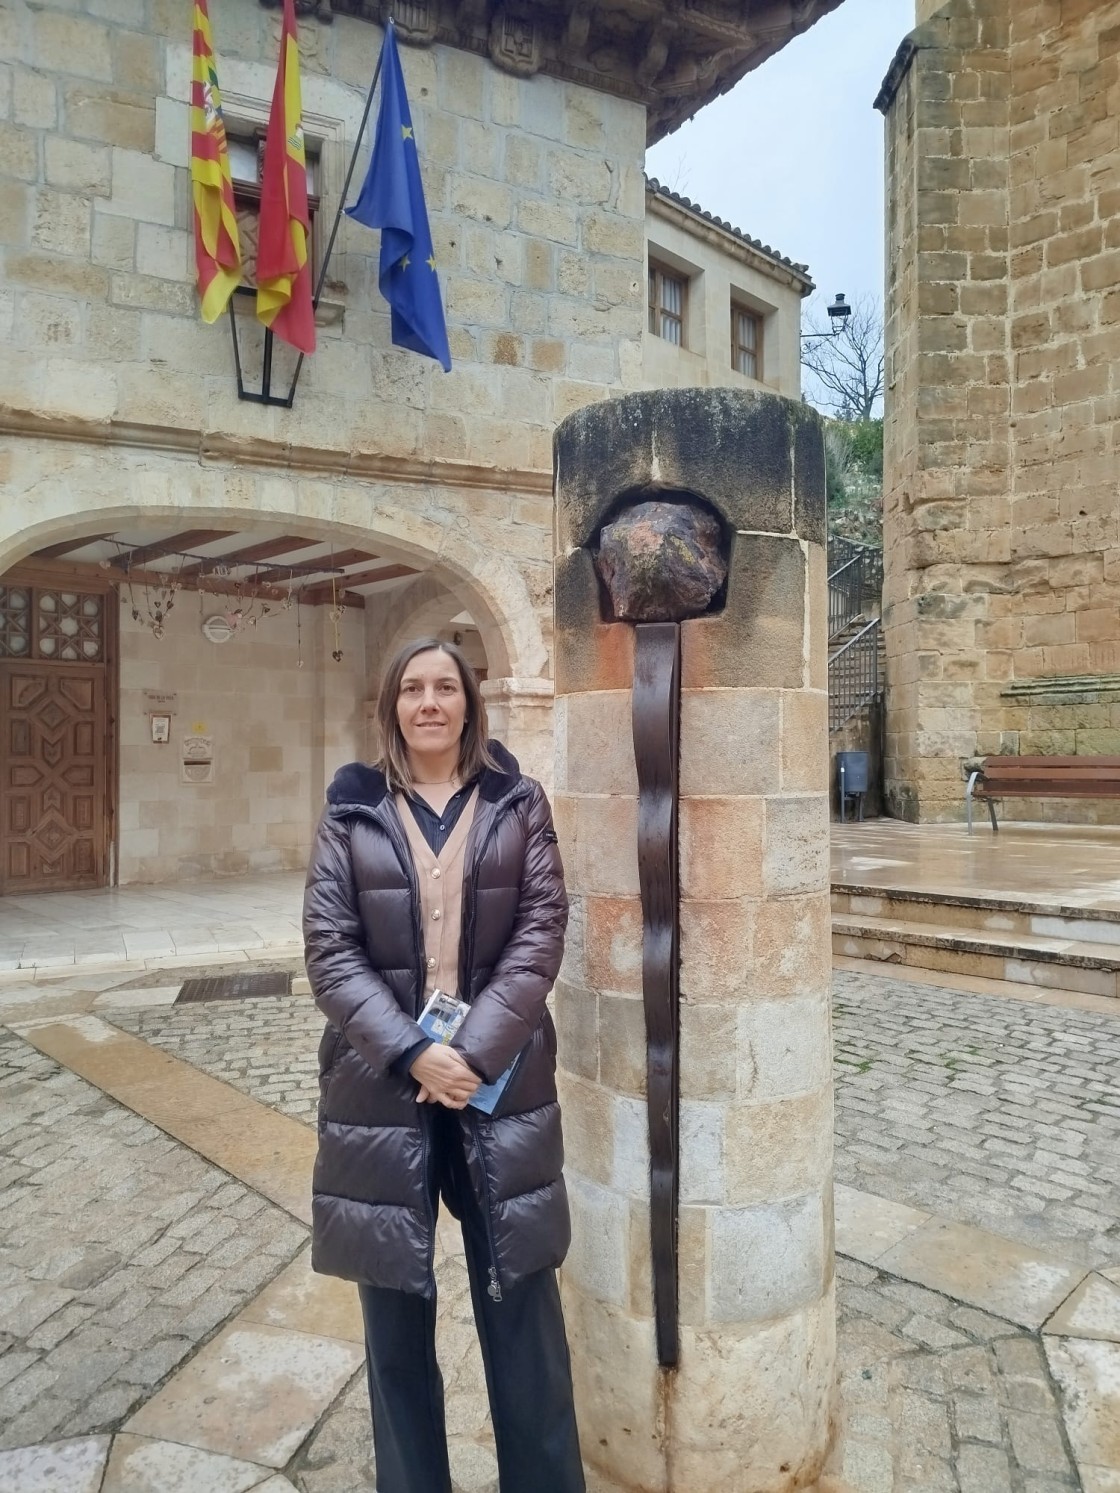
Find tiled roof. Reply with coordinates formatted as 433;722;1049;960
645;175;813;285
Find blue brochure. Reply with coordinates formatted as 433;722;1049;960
417;990;520;1115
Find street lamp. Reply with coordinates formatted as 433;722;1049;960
802;292;851;342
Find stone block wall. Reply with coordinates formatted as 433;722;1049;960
0;0;647;469
880;0;1120;821
117;592;366;883
0;0;649;795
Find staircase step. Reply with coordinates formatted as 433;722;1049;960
832;912;1120;999
832;884;1120;947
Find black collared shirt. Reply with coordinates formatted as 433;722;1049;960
403;779;476;855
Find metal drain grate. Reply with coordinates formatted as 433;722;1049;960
176;970;292;1004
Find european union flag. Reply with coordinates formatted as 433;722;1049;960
346;21;451;371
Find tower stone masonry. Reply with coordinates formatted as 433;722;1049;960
879;0;1120;822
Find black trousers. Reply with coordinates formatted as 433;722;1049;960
358;1112;585;1493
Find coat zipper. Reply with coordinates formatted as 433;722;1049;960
469;1109;504;1301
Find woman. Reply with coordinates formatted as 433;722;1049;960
303;636;585;1493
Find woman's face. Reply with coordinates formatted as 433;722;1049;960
396;649;468;766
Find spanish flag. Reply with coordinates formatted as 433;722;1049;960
190;0;241;322
256;0;316;354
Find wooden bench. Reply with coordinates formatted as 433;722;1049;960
965;755;1120;833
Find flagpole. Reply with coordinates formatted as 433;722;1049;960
283;30;387;404
313;39;386;309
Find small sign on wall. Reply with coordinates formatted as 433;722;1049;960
150;713;171;744
143;690;178;713
181;734;214;785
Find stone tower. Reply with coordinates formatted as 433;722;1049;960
878;0;1120;822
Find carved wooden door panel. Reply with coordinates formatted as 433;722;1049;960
2;668;107;892
0;577;114;895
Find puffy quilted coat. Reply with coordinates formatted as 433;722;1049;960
303;741;571;1298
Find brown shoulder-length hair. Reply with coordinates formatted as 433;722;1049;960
376;637;500;792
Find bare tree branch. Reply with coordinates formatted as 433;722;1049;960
800;293;884;419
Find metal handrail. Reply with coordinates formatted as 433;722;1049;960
828;553;865;639
828;616;883;732
827;539;884;640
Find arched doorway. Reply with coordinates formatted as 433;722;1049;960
0;469;549;893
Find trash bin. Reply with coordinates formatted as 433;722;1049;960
836;751;870;822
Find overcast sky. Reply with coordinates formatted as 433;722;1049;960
646;0;916;323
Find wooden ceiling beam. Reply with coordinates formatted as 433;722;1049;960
175;534;321;581
111;566;368;609
321;548;382;570
32;534;114;560
115;529;238;569
300;563;416;604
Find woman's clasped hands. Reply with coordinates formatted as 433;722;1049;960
409;1044;481;1109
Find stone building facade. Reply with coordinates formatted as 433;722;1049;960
0;0;827;891
878;0;1120;822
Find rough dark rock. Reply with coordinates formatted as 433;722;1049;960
594;500;728;623
554;387;826;552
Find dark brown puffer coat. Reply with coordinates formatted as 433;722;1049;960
303;741;570;1298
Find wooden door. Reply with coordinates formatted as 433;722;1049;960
1;577;114;893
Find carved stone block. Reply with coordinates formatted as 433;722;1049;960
489;9;542;76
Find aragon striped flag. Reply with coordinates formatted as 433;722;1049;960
255;0;316;354
190;0;242;322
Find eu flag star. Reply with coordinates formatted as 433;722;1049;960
427;254;437;271
399;255;410;271
401;124;413;140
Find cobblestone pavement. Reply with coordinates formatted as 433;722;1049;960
288;1256;1083;1493
0;1028;307;1452
112;974;1120;1271
108;994;322;1125
830;1257;1079;1493
834;967;1120;1269
105;977;1109;1492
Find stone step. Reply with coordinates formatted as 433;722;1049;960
832;884;1120;946
832;911;1120;999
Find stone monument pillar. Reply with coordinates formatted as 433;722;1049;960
552;389;835;1493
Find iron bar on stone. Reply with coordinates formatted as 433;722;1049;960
595;496;727;1369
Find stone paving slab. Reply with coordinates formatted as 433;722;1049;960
13;1015;316;1225
2;956;1114;1490
0;1436;111;1493
238;1248;363;1345
101;1434;274;1492
124;1322;364;1469
876;1217;1086;1332
1044;1336;1120;1484
1044;1272;1120;1342
835;1182;931;1261
837;1184;1088;1331
0;1030;306;1454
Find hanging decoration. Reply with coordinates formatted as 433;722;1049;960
329;573;344;662
222;569;272;632
123;546;183;641
296;586;304;669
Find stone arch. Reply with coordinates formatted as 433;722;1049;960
0;447;548;682
373;572;493;681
